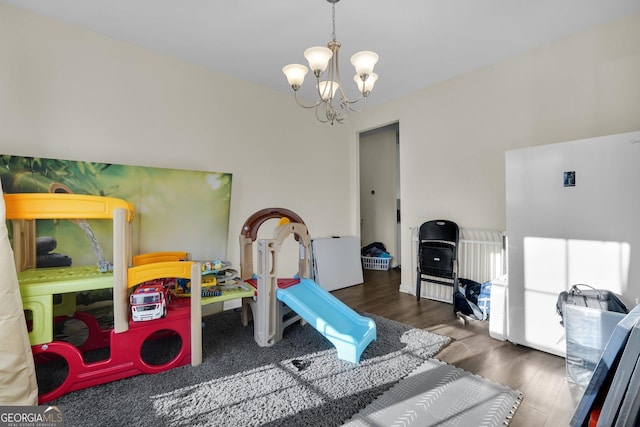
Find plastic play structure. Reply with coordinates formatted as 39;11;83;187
3;194;374;404
4;193;204;403
239;208;376;363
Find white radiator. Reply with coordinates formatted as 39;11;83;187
458;229;506;284
412;227;505;303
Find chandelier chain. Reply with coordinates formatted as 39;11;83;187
331;3;336;41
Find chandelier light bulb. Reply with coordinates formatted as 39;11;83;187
351;51;379;78
282;64;309;90
317;81;340;101
354;72;378;95
304;46;333;76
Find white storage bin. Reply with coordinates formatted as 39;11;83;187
489;276;508;341
361;256;391;271
564;304;625;387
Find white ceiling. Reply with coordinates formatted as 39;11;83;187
4;0;640;107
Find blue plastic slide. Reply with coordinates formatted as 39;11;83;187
277;278;376;363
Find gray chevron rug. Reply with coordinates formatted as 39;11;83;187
344;358;522;427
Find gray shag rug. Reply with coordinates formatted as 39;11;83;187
46;308;511;426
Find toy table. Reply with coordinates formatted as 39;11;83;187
201;286;255;304
19;266;114;345
179;275;254;305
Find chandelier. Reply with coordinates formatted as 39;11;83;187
282;0;379;125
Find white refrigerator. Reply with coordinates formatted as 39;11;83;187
505;131;640;356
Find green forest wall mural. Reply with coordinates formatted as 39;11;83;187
1;155;232;266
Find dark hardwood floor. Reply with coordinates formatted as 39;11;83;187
331;268;582;427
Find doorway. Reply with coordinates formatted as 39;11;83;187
359;123;400;267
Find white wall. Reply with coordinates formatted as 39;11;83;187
2;3;639;294
0;3;353;275
349;12;640;293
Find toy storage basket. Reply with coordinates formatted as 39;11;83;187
361;256;391;271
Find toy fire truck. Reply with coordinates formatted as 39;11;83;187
130;282;171;322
